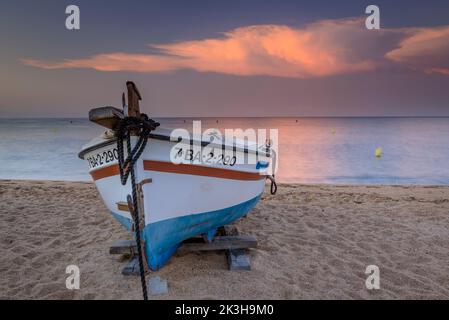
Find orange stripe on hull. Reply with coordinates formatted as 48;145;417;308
90;164;120;181
143;160;264;181
90;161;264;181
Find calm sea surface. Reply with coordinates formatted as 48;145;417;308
1;117;449;184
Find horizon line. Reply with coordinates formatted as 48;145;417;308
2;116;449;119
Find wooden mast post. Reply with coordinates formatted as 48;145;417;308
126;81;142;117
126;81;149;273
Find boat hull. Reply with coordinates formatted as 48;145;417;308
82;136;269;270
111;194;261;269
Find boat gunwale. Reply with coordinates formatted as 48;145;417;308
78;133;272;160
89;160;266;181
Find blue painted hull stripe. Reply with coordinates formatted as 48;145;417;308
110;193;262;270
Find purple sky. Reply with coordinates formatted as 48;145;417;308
1;0;449;117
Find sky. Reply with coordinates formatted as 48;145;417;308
1;0;449;117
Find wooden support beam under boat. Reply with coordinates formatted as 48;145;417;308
110;239;137;255
222;225;252;271
176;235;257;255
109;226;256;274
122;257;140;276
109;239;140;276
110;234;258;257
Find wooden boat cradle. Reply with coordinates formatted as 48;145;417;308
110;224;257;274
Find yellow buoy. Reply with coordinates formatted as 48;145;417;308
375;147;382;158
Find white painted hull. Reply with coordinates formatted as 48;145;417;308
80;132;271;269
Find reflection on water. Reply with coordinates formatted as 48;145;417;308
1;117;449;184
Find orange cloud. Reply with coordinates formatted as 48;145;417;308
385;26;449;75
22;18;449;78
22;53;179;72
150;19;378;77
22;18;379;78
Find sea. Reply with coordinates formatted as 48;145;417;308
1;117;449;185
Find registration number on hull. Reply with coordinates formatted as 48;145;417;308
86;148;119;169
173;147;237;166
87;146;240;169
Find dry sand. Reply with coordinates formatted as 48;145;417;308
1;179;449;299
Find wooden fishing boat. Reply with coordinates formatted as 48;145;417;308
78;82;276;270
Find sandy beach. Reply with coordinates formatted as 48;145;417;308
1;179;448;300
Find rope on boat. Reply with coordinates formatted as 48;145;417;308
267;175;277;195
116;114;159;301
116;115;160;185
267;148;277;195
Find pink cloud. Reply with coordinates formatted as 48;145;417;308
22;53;179;72
150;19;378;77
385;26;449;75
22;18;449;78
